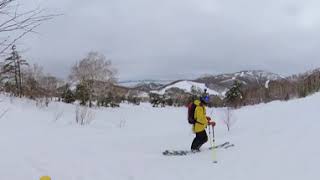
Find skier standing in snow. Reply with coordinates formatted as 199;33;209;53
191;95;216;152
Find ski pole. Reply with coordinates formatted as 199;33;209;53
212;124;215;142
208;125;213;148
211;125;218;163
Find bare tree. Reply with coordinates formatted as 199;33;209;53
21;63;45;99
39;74;60;98
0;98;8;119
70;51;117;107
0;0;58;54
75;105;94;125
70;52;117;83
222;107;236;131
23;63;44;82
0;108;9;120
53;109;64;122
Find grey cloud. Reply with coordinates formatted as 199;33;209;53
18;0;320;80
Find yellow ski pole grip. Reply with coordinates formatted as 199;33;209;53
40;176;51;180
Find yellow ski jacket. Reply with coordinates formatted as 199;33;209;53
193;100;208;133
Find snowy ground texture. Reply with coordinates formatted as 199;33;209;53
0;93;320;180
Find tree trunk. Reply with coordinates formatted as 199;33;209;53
17;59;22;97
13;60;19;96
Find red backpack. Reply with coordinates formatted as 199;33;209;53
187;102;197;124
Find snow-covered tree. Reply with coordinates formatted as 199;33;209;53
69;52;117;107
191;85;203;97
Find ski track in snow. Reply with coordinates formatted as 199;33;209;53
0;93;319;180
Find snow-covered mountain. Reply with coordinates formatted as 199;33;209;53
146;70;284;97
117;70;286;98
152;80;221;96
195;70;285;94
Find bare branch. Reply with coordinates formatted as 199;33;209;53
0;1;14;9
0;0;60;54
0;108;9;119
0;23;40;54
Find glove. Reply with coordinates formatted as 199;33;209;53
208;120;216;127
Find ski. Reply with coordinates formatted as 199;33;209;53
163;141;234;156
209;141;230;150
224;144;235;149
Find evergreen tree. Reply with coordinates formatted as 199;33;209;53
75;82;90;106
127;96;140;105
225;81;243;107
3;45;28;97
61;84;75;104
149;93;166;107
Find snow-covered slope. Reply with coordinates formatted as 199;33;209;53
235;70;284;80
196;70;285;93
0;93;319;180
216;70;284;83
154;80;220;96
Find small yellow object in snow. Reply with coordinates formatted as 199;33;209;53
40;176;51;180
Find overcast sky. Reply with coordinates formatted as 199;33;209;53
17;0;320;81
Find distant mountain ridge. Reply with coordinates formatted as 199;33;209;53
116;69;320;107
121;70;285;96
194;70;285;94
118;79;174;88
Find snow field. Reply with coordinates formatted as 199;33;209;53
0;93;319;180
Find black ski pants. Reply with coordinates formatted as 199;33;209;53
191;130;208;150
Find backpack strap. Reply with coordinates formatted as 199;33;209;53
195;121;204;125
